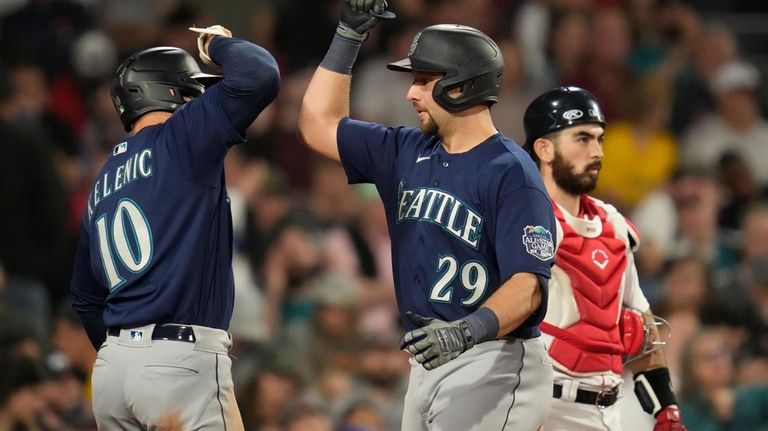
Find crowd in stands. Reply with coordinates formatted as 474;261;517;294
1;0;767;430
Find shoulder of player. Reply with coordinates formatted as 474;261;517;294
586;195;641;249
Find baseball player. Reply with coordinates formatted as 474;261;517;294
522;86;687;431
297;1;556;430
69;26;280;429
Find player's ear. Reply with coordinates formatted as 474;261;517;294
533;137;555;164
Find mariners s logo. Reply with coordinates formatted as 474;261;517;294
522;225;554;261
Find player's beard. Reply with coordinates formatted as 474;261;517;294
551;149;601;195
418;111;441;137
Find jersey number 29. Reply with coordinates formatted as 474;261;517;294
430;255;488;306
95;199;153;291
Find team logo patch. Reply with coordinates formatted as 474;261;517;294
522;225;554;261
113;141;128;156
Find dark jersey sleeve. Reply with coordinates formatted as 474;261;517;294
494;185;556;281
70;225;109;348
337;117;420;188
161;37;280;185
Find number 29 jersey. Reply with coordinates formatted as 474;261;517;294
338;118;556;336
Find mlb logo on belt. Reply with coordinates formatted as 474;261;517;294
129;330;144;341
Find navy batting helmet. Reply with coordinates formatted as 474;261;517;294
111;47;221;132
387;24;504;112
523;86;606;151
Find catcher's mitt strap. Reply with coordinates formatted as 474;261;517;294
634;367;677;417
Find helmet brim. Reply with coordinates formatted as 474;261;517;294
387;58;413;72
191;72;222;87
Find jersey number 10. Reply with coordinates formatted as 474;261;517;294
95;199;153;292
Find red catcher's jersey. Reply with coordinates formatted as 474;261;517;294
541;195;642;375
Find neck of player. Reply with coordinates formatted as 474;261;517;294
440;106;497;154
543;175;581;216
133;112;173;134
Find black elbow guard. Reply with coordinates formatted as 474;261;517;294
633;367;677;417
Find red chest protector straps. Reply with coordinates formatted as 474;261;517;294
541;197;629;375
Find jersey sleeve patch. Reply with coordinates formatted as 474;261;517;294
522;225;555;261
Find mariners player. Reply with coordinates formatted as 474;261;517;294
298;1;556;430
69;26;280;429
522;86;687;431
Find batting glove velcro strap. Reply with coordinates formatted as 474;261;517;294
634;367;678;417
399;312;474;370
189;25;232;71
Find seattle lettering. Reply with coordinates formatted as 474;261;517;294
397;180;483;248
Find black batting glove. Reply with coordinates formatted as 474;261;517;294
337;0;395;42
399;311;475;370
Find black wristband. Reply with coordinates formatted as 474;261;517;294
320;33;362;75
463;307;500;345
634;367;678;417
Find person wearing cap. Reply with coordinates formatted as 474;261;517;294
680;60;768;186
522;86;687;431
298;1;556;429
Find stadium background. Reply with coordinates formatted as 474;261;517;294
0;0;766;429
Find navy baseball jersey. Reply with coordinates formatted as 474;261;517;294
338;118;556;337
70;38;279;337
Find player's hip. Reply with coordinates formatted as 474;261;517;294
103;323;232;354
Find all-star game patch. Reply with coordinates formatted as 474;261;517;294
522;225;554;261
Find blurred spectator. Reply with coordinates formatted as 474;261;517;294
670;23;738;135
239;361;305;431
717;151;768;231
678;327;768;431
273;0;337;71
282;402;334;431
565;6;634;120
655;255;710;317
0;0;94;78
0;68;71;305
280;272;366;384
491;38;542;143
669;170;738;274
734;253;768;375
595;76;678;212
0;354;49;430
541;9;590;90
51;301;96;400
352;18;423;128
353;336;408;431
680;60;768;187
338;399;388;431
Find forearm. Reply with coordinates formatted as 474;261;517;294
627;310;668;374
482;272;542;337
297;66;351;162
72;302;106;350
209;37;281;133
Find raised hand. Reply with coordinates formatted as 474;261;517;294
189;25;233;71
337;0;395;42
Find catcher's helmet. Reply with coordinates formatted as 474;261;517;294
387;24;503;112
111;47;221;132
523;86;606;150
